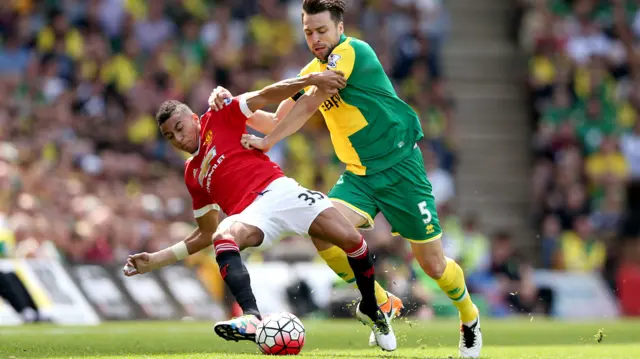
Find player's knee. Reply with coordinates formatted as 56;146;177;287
342;227;363;250
328;222;361;252
420;257;447;279
228;222;264;250
212;232;240;257
330;226;362;251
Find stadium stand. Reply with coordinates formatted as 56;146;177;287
520;0;640;314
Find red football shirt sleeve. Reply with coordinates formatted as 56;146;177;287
224;95;255;127
186;180;221;218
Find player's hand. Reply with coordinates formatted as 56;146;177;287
241;133;271;152
309;70;346;95
123;252;154;277
209;86;233;112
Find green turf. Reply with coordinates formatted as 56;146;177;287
1;318;639;358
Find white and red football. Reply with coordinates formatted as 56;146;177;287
255;312;306;355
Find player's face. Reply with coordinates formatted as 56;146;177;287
302;11;344;61
160;113;200;154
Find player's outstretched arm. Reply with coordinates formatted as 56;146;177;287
208;87;298;135
123;210;220;276
243;70;345;113
242;87;334;152
245;99;297;135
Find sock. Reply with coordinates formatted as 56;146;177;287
318;245;389;306
435;257;478;325
214;237;261;319
344;236;378;318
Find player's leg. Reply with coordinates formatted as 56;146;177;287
261;177;395;351
308;206;396;352
375;145;481;358
318;173;403;348
312;173;395;308
410;240;481;357
311;234;393;308
212;219;265;342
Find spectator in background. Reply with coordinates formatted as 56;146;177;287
134;1;175;53
393;0;448;79
460;213;491;277
591;189;625;238
621;120;640;179
489;231;551;316
540;214;562;269
585;136;630;189
36;9;84;61
557;215;606;272
0;29;31;74
424;145;455;207
557;183;590;230
529;36;563;109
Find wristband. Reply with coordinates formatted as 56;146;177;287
171;242;189;260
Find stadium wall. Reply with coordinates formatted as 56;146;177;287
0;260;622;325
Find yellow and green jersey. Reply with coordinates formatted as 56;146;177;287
293;34;424;175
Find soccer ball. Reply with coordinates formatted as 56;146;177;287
255;312;306;355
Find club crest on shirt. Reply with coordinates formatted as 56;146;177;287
204;130;213;146
327;54;341;68
223;97;233;106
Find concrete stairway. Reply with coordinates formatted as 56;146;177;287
443;0;533;246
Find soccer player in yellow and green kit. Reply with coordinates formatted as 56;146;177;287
210;0;482;357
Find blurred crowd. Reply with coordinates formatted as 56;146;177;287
519;0;640;315
0;0;473;320
0;0;454;265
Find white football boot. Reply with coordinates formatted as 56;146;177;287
459;307;482;358
368;291;404;347
355;303;396;351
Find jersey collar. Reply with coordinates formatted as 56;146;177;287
318;34;347;64
192;137;201;156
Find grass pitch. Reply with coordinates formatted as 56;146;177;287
1;318;639;358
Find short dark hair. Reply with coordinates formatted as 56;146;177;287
156;100;191;126
302;0;346;23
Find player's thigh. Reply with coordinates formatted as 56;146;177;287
376;148;443;243
310;199;370;252
327;172;378;230
245;177;337;249
308;206;362;251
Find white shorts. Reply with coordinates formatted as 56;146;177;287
215;177;333;253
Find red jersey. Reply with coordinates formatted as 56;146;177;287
184;96;284;217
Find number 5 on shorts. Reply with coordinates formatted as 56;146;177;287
418;201;432;224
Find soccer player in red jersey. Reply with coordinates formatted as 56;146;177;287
123;70;396;350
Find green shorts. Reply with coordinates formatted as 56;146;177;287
328;145;442;243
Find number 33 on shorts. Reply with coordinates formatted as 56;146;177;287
298;189;326;206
